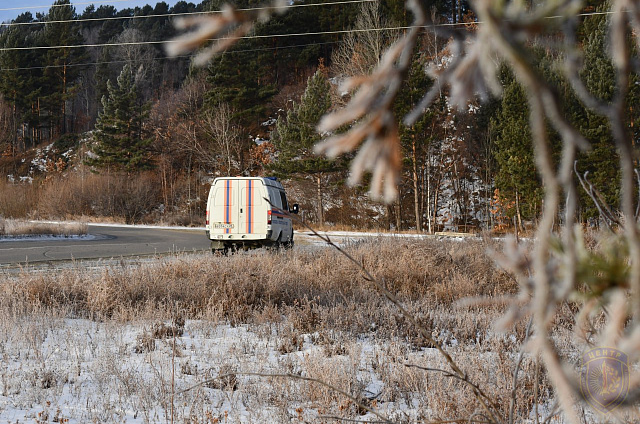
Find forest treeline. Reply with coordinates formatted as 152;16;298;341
0;0;634;230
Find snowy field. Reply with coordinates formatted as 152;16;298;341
0;233;558;423
0;315;456;423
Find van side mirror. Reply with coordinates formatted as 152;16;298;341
291;204;299;214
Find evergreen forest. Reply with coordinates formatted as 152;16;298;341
0;0;635;231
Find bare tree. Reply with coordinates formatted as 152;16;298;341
172;100;244;177
115;28;156;95
330;0;400;81
200;103;243;176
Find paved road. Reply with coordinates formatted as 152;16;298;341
0;224;211;266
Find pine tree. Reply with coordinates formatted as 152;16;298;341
271;69;334;173
270;68;340;223
87;65;153;172
575;6;621;219
492;75;542;227
0;12;44;148
206;47;277;129
41;0;85;137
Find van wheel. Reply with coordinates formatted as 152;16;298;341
283;231;294;250
269;236;282;252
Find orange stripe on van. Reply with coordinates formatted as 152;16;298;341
246;180;250;234
225;180;231;234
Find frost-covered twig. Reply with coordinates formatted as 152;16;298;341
314;0;426;202
179;372;394;424
573;161;621;231
165;0;288;66
275;203;502;422
635;169;640;219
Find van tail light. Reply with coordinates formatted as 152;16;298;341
206;210;209;226
267;209;272;225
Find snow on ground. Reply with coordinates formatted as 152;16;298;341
0;222;539;423
0;317;435;423
0;235;98;243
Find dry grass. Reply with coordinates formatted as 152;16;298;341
0;218;88;237
0;180;39;219
16;238;515;322
0;237;561;421
0;172;204;225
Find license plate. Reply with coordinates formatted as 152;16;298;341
214;223;234;229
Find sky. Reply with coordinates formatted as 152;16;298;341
0;0;179;23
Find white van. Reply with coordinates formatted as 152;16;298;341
205;177;299;253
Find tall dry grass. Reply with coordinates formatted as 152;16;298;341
37;172;162;224
17;238;514;323
1;171;204;225
0;179;39;218
0;237;557;420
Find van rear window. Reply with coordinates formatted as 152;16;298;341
213;186;234;206
213;189;224;206
241;188;262;205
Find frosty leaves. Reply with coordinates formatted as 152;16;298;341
313;0;424;202
166;0;426;202
165;0;288;66
165;0;585;206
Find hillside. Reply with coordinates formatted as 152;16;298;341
0;0;632;232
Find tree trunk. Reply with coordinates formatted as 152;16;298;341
62;63;67;135
316;174;324;225
395;194;401;231
515;188;523;230
162;158;169;210
412;137;421;231
426;157;432;233
433;185;440;232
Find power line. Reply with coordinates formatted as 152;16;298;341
1;0;376;28
0;40;338;71
0;22;468;53
0;0;135;14
0;7;622;53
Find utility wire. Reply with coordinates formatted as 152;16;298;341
0;0;136;14
0;22;470;52
0;7;622;53
0;40;337;71
0;0;376;27
1;1;619;29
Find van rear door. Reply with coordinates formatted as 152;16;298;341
210;178;268;238
239;179;267;235
210;179;239;235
